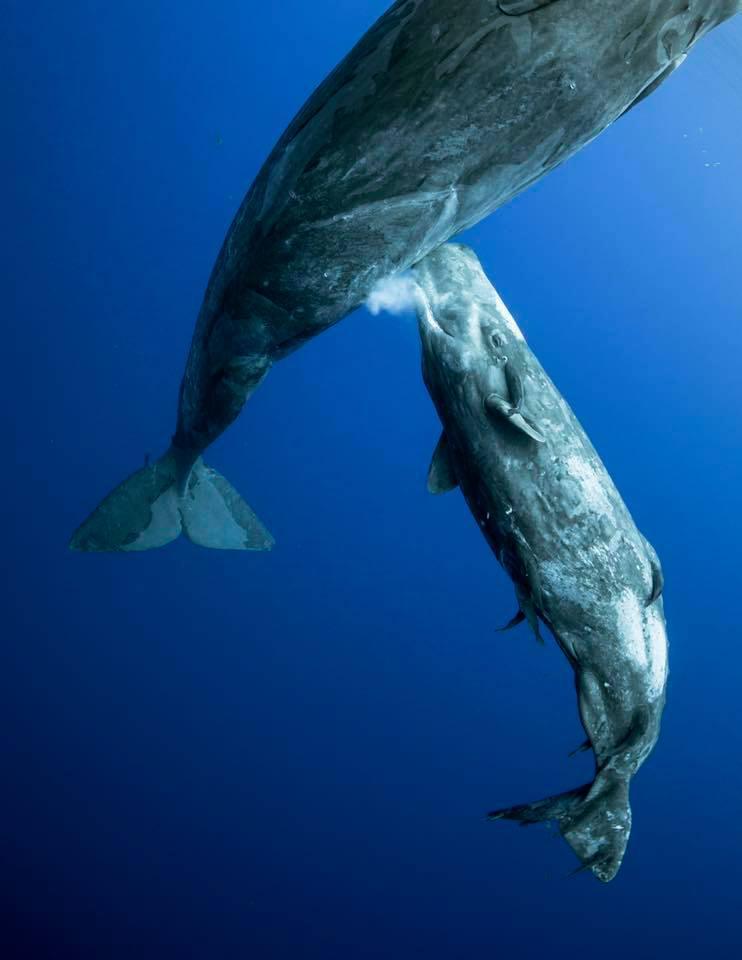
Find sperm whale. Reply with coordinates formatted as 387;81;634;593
415;243;668;881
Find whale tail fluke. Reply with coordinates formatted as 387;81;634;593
69;448;274;553
487;773;631;883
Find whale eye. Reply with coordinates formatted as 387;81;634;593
490;333;503;349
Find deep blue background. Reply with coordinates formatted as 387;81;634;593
4;2;742;956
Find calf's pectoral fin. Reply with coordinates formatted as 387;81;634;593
522;603;544;645
497;600;542;644
516;587;544;644
503;363;524;411
485;393;545;444
497;609;526;632
427;431;459;494
647;559;664;606
641;535;664;606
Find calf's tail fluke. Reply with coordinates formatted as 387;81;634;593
487;772;631;883
69;448;274;552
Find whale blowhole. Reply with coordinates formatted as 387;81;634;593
365;273;420;316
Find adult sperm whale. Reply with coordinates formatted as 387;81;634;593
71;0;739;551
414;244;668;882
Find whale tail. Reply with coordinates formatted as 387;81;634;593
69;448;274;552
487;772;631;883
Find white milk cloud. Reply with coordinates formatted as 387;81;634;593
365;273;419;316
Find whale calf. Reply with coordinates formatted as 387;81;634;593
71;0;740;550
414;244;668;882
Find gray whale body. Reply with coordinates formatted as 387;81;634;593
70;0;739;551
414;243;668;882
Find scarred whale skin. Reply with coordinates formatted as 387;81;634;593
71;0;739;551
414;243;668;882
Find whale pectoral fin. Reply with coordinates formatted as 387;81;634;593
618;55;688;121
568;739;591;758
427;431;459;494
641;535;664;606
503;363;524;412
647;558;664;606
515;587;544;644
523;604;543;645
497;609;526;632
485;393;546;444
498;0;562;15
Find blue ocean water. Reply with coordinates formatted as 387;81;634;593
4;2;742;956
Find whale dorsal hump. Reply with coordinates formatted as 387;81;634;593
498;0;563;16
485;393;546;444
427;431;459;494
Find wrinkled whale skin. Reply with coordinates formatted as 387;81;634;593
176;0;740;452
414;243;669;881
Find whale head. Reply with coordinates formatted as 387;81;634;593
413;244;526;391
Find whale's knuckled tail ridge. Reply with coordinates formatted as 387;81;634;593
487;773;631;883
69;448;274;553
